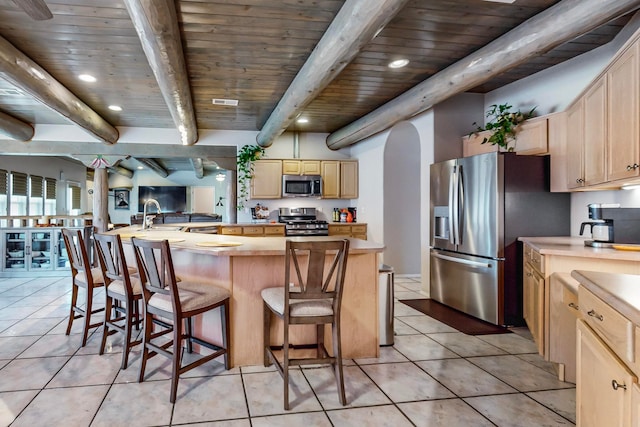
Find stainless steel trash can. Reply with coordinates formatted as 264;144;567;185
379;264;395;346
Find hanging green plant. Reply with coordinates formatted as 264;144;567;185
471;103;537;151
237;144;265;210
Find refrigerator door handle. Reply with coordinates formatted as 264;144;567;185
457;164;464;245
448;166;456;245
432;252;493;269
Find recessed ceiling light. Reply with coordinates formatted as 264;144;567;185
212;98;238;106
296;117;309;124
137;166;144;170
108;105;122;111
388;59;409;69
78;74;96;83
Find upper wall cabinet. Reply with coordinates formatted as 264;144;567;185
564;32;640;190
282;160;321;175
250;160;282;199
321;160;358;199
462;115;549;158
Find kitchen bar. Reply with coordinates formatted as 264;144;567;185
109;226;384;367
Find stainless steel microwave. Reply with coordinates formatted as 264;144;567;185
282;175;322;197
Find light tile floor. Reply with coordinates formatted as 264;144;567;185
0;275;576;426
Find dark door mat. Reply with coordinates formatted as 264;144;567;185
400;299;511;335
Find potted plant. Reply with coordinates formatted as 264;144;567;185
237;144;265;210
472;103;537;152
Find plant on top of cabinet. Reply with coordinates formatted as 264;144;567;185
471;103;537;151
237;144;265;210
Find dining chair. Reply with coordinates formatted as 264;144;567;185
93;233;142;369
130;237;231;403
61;228;105;347
262;239;350;410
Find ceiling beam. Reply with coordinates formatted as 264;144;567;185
123;0;198;146
326;0;640;149
108;165;134;179
191;158;204;179
0;35;119;144
256;0;409;148
135;158;169;178
0;110;34;141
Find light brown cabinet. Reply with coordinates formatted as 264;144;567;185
321;160;359;199
250;160;282;199
282;160;321;175
523;245;545;355
607;41;640;182
328;223;367;240
219;224;285;237
577;318;636;426
462;116;548;157
462;130;497;157
548;272;579;383
566;99;585;189
583;76;607;186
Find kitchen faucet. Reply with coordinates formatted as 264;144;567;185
142;198;162;230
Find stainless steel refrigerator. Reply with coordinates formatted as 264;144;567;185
430;152;570;326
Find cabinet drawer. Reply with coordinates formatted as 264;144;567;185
579;287;634;364
242;226;264;236
351;224;366;234
529;249;544;275
220;226;242;235
264;226;285;235
329;225;351;236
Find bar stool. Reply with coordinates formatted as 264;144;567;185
94;233;142;369
131;237;231;403
61;228;105;347
262;239;350;410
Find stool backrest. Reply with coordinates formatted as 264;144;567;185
94;233;132;293
285;239;349;312
61;228;91;280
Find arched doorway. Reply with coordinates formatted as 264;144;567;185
383;122;421;274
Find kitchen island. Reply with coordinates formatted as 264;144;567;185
109;226;384;367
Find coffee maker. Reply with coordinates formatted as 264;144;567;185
580;203;616;247
581;203;640;247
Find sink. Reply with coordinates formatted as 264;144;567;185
134;226;182;232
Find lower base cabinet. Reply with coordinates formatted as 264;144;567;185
577;319;636;426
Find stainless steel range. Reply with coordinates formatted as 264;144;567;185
278;207;329;236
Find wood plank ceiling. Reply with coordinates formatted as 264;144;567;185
0;0;636;175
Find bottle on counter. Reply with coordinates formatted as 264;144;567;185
340;210;347;223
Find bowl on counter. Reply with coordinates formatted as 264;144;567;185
8;250;24;258
10;263;24;268
31;251;42;257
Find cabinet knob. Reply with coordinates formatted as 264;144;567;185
628;164;640;171
587;309;604;321
568;302;579;310
612;380;627;391
526;272;532;277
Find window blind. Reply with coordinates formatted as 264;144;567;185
12;172;27;196
0;169;7;195
45;178;56;200
70;185;81;209
30;175;43;197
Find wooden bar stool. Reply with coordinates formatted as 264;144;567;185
94;233;142;369
262;239;350;410
131;237;231;403
61;228;105;347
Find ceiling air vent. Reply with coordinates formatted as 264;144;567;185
212;98;238;106
0;88;23;96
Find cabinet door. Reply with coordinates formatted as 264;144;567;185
577;320;635;427
54;229;69;269
608;41;640;182
523;262;544;355
515;117;548;155
3;230;26;271
321;161;340;199
301;160;321;175
250;160;282;199
583;77;607;186
340;161;358;199
566;99;585;189
462;131;498;157
282;160;301;175
548;111;569;192
30;230;53;271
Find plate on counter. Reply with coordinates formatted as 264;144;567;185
196;241;243;247
612;244;640;251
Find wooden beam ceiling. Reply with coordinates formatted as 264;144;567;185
123;0;198;146
255;0;409;148
190;158;204;179
327;0;640;149
0;110;33;141
135;157;169;178
0;35;118;144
